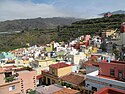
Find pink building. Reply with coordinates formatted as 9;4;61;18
0;66;36;94
85;60;125;92
85;35;91;41
99;60;125;81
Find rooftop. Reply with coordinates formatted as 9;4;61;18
87;70;125;84
60;73;85;86
36;75;43;80
97;75;116;80
94;87;125;94
0;65;34;73
83;60;99;67
97;74;125;82
101;60;125;65
2;65;16;69
50;62;71;69
53;88;80;94
36;84;64;94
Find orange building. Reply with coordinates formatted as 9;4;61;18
0;66;36;94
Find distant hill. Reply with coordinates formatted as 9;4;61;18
1;14;125;52
112;10;125;14
0;17;81;32
99;10;125;16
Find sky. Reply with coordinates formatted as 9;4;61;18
0;0;125;21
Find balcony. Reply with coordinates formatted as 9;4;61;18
4;73;19;83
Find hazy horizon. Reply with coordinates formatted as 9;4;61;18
0;0;125;21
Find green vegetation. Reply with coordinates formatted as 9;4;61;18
0;14;125;52
0;29;58;52
58;14;125;42
29;90;36;94
4;76;15;82
0;17;79;32
61;81;72;88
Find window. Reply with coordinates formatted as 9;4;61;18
9;85;15;91
110;69;115;77
92;86;97;91
47;78;51;85
1;60;5;63
52;80;55;84
52;69;55;74
109;84;112;87
69;58;72;61
5;72;12;78
118;70;123;80
86;84;90;87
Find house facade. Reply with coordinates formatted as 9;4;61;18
0;66;36;94
85;60;125;92
42;62;73;85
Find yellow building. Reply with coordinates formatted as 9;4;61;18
102;29;116;37
42;62;72;85
46;44;54;52
91;47;98;53
22;60;30;65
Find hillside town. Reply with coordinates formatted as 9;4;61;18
0;16;125;94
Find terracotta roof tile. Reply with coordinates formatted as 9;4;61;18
53;88;80;94
83;60;99;67
50;62;71;69
60;73;85;86
3;65;16;69
36;75;43;80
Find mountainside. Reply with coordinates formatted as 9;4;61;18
58;14;125;41
100;10;125;15
1;14;125;52
0;17;81;32
112;10;125;14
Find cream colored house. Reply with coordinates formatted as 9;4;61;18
35;58;57;75
64;52;86;65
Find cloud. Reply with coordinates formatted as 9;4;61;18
0;0;70;21
2;0;124;21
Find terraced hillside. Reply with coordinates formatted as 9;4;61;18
58;14;125;42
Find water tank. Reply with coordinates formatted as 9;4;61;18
121;22;125;33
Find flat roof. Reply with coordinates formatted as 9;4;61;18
101;60;125;65
36;84;64;94
97;75;125;82
97;75;116;80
